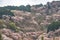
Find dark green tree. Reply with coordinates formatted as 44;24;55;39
0;7;14;18
47;21;60;33
26;5;31;12
47;2;51;9
19;5;26;11
4;6;19;10
35;4;43;8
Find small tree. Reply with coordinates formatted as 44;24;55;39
47;2;51;9
26;5;31;12
0;20;5;29
35;4;43;8
8;22;17;31
47;21;60;33
19;5;26;12
0;32;2;40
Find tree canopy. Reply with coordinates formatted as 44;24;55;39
0;7;14;18
47;21;60;33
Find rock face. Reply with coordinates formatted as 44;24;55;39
1;28;43;40
1;28;22;40
2;34;13;40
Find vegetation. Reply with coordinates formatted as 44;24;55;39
47;21;60;33
26;5;31;12
4;6;18;10
0;19;20;32
1;5;31;12
0;4;43;12
0;20;5;29
19;5;26;11
0;7;14;18
0;32;2;40
35;4;43;8
8;22;20;32
41;36;44;40
47;2;51;9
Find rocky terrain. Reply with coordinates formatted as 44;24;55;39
0;1;60;40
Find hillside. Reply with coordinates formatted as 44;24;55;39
0;1;60;40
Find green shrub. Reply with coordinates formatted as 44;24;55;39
0;20;5;29
47;21;60;33
0;32;2;40
0;8;14;18
8;22;20;32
